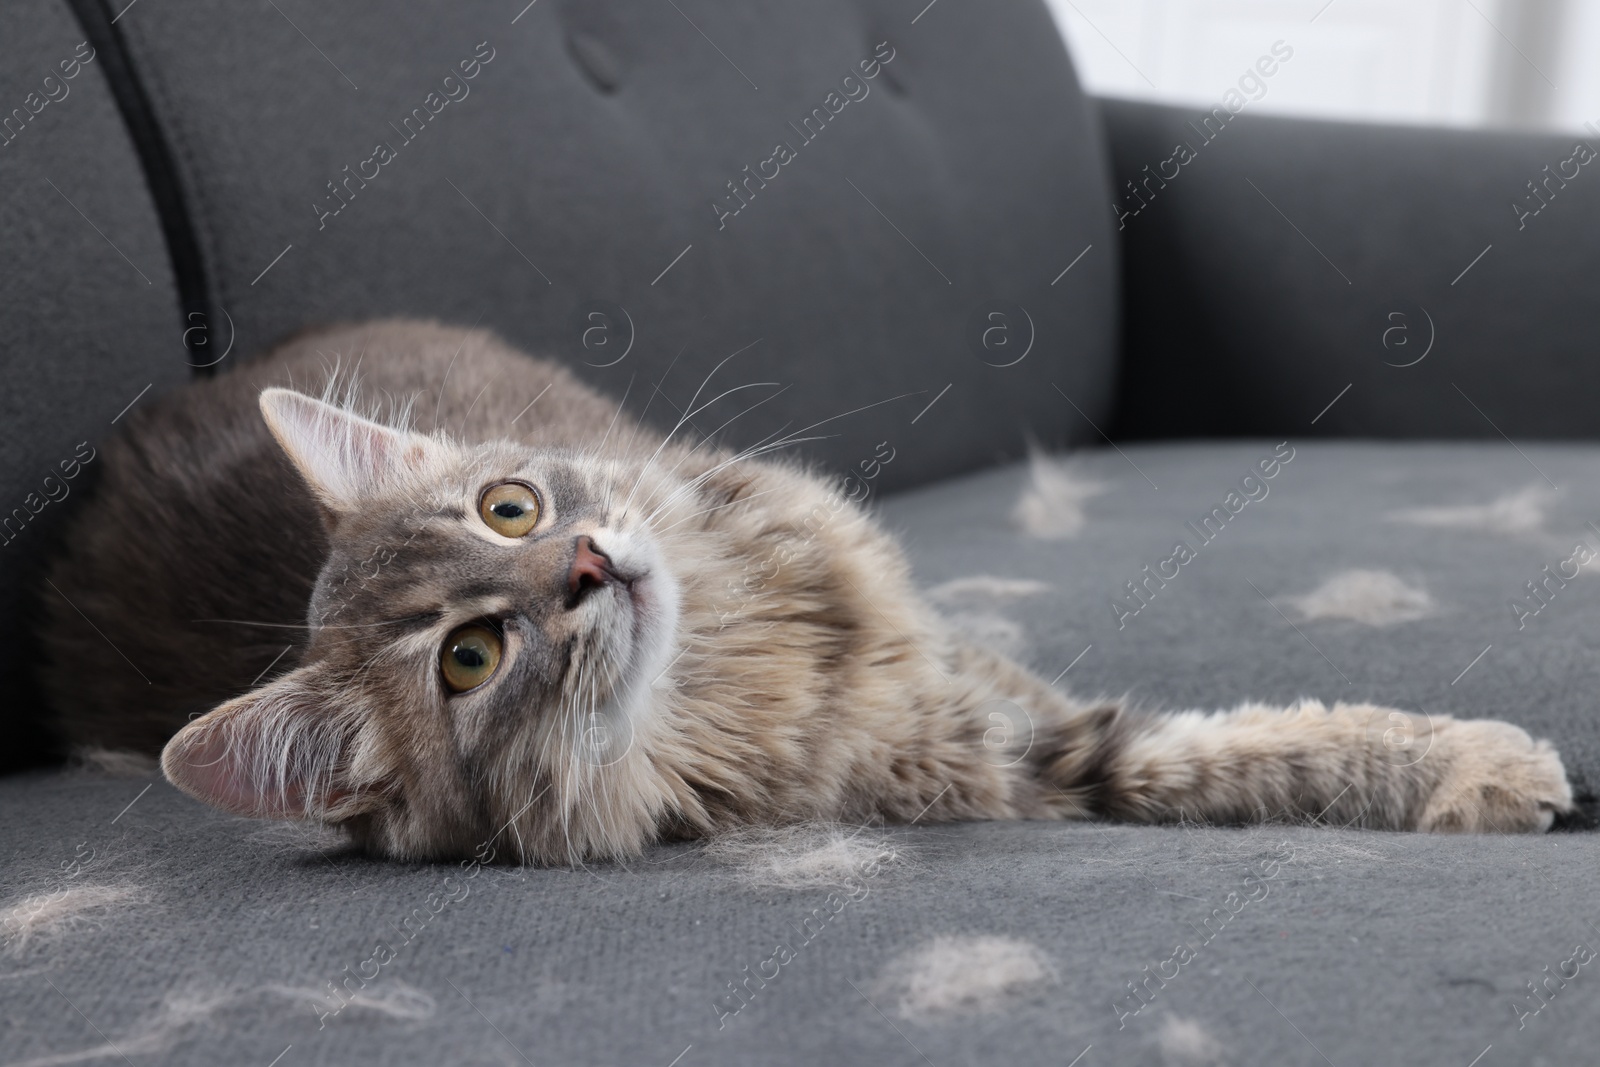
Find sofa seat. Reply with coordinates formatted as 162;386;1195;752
4;440;1598;1066
886;440;1600;800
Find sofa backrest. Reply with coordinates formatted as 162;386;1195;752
1101;98;1600;443
1;0;191;767
0;0;1117;767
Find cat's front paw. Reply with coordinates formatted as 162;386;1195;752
1417;720;1573;833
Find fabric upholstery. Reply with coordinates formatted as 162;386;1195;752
885;441;1600;805
6;442;1600;1065
1100;98;1600;442
90;0;1118;493
0;0;187;772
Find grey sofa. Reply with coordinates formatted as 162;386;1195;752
4;1;1599;1064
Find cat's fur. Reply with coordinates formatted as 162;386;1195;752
41;320;1574;863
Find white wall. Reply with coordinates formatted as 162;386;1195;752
1043;0;1596;132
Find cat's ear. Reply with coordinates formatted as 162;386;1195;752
161;668;373;820
259;388;440;513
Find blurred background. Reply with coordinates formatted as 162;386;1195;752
1045;0;1598;132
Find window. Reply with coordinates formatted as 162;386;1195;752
1044;0;1594;132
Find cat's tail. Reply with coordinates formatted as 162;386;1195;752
1041;699;1572;833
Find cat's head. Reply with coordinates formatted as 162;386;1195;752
160;388;684;863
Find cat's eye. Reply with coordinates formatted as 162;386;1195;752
441;623;503;693
480;481;540;537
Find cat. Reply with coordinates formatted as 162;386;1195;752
41;319;1574;863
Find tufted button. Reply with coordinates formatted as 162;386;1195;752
870;36;907;96
566;29;621;94
879;61;907;97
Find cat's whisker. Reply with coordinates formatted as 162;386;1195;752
565;647;625;873
614;343;691;479
456;370;501;438
626;385;795;525
650;384;910;524
644;390;911;525
644;387;916;526
430;318;480;432
766;389;925;445
552;656;586;864
575;677;597;870
672;339;762;438
643;413;797;511
192;617;423;631
508;795;529;864
633;421;800;528
499;779;551;864
192;618;319;629
190;614;371;630
650;381;795;483
593;373;637;461
617;380;779;519
639;434;837;530
615;339;767;514
616;357;734;502
650;485;786;536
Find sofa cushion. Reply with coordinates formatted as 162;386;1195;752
4;441;1598;1065
0;0;188;770
886;439;1600;803
91;0;1116;492
3;769;1596;1066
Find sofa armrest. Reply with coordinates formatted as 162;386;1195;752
1098;97;1600;441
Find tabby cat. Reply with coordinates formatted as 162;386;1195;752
41;320;1573;863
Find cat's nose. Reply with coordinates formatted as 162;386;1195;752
567;535;618;605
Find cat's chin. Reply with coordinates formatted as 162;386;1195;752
560;562;679;776
589;527;681;701
617;568;680;690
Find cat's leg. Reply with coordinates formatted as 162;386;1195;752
1036;698;1573;833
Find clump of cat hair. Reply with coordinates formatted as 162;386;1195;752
873;934;1056;1019
0;884;143;956
7;983;433;1067
700;825;900;889
925;576;1049;658
1387;483;1557;536
1283;569;1434;626
1013;451;1106;538
1156;1014;1226;1066
68;747;159;777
